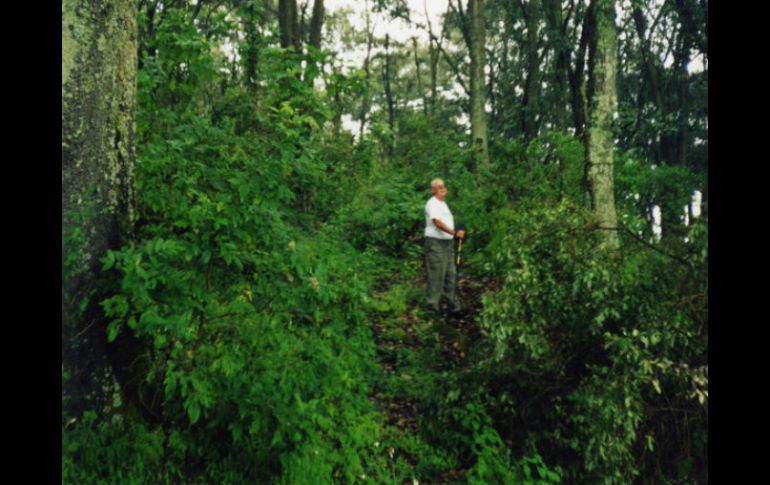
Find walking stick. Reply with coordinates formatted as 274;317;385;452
454;223;466;309
455;222;466;267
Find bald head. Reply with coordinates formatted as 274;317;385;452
430;178;447;200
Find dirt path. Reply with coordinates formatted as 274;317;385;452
366;271;497;481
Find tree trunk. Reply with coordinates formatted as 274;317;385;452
304;0;325;85
522;0;542;139
62;0;138;420
241;1;262;92
383;34;396;157
279;0;299;49
308;0;325;50
570;1;594;137
584;0;619;250
545;0;570;131
632;4;666;162
468;0;489;169
412;37;428;116
358;3;374;140
425;0;441;120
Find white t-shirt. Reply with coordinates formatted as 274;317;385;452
425;196;455;240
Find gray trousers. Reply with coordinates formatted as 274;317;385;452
424;237;461;312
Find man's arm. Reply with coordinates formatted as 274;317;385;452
432;218;464;239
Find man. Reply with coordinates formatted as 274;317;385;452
424;178;465;316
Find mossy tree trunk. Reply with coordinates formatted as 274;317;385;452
62;0;138;420
585;0;620;250
469;0;489;170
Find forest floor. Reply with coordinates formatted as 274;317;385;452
366;259;498;482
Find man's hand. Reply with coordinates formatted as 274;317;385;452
455;230;465;240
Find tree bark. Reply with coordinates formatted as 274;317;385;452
412;37;428;116
545;0;570;131
383;33;396;157
308;0;325;50
468;0;489;169
569;1;594;137
358;2;374;140
241;1;262;91
522;0;542;139
62;0;138;419
631;3;666;162
279;0;299;49
304;0;325;85
425;0;441;119
584;0;620;250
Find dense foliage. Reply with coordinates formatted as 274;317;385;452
62;1;707;483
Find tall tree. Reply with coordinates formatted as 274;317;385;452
585;0;619;250
468;0;489;168
412;36;429;116
382;33;396;157
241;0;264;92
279;0;326;74
62;0;139;419
522;0;542;138
570;0;593;137
279;0;300;49
308;0;325;50
304;0;326;85
544;0;571;131
358;1;375;139
425;0;442;120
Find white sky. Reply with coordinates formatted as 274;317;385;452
324;0;449;70
326;0;448;43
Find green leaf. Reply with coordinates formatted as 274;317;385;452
188;401;201;424
107;321;121;343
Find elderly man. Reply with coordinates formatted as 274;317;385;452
424;178;465;316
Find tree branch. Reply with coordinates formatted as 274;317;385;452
614;222;692;267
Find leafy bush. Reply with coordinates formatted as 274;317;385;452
334;172;425;257
472;200;707;483
62;412;164;484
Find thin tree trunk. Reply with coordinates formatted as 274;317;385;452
570;1;593;137
545;0;570;131
425;0;444;120
304;0;325;84
584;0;620;250
412;37;428;116
469;0;489;169
241;1;261;92
279;0;300;49
632;3;666;163
358;2;374;140
522;0;542;139
278;0;293;48
383;33;396;157
308;0;325;49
